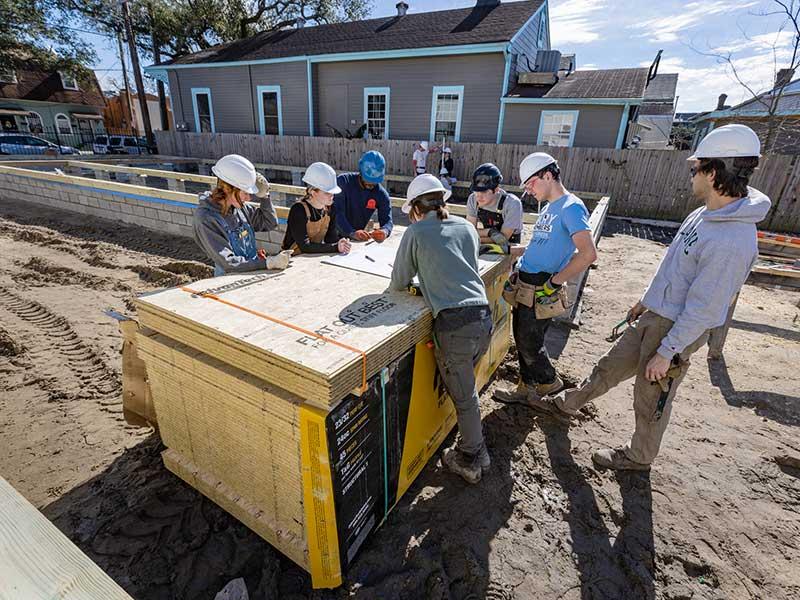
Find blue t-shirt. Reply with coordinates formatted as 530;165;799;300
333;172;393;237
520;193;591;275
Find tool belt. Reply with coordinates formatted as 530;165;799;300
502;272;570;319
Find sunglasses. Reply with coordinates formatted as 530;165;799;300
473;175;496;188
690;166;699;177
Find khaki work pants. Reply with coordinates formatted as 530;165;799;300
555;311;709;464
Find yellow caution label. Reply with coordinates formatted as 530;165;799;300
299;405;342;589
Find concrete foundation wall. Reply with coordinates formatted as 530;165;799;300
0;172;287;255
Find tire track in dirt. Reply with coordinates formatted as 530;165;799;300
0;287;121;406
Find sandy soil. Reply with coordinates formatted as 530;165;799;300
0;198;798;600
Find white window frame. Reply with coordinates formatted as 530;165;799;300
0;68;17;83
191;87;215;133
256;85;283;136
363;87;390;140
59;71;79;91
537;110;579;147
429;86;464;143
54;112;73;134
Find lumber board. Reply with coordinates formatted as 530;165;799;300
135;229;511;407
0;477;133;600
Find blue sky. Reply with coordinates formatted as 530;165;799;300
86;0;796;112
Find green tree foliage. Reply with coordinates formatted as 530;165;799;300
0;0;94;73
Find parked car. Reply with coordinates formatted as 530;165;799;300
0;133;79;155
92;134;110;154
108;135;148;155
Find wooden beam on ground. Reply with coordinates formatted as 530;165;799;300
0;477;134;599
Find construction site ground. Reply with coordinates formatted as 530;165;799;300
0;196;798;600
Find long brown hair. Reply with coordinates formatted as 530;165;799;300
410;191;449;221
210;178;239;216
697;157;759;198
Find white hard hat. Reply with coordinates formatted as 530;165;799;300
689;124;761;160
302;162;342;194
211;154;259;194
519;152;557;185
402;174;451;214
443;147;452;153
419;141;429;151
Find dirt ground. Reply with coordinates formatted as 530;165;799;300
0;198;798;600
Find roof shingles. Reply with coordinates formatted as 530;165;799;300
160;1;544;66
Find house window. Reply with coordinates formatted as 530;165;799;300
363;87;390;140
0;68;16;83
257;85;283;135
22;112;43;134
55;113;73;134
538;110;579;147
191;88;215;133
59;72;79;90
430;86;464;143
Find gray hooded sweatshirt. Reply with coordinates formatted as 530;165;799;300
193;191;278;273
642;187;771;359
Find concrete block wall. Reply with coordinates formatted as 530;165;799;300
0;172;288;254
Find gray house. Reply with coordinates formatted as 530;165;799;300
146;0;656;149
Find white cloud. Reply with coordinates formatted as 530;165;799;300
580;63;600;70
645;48;792;112
634;1;758;43
550;0;608;46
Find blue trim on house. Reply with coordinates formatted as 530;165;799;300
256;85;283;136
429;85;465;143
503;97;643;106
615;103;631;149
145;42;508;74
363;87;391;140
497;50;512;144
509;1;547;45
537;110;579;147
191;87;215;133
306;59;314;136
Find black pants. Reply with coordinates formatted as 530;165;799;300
512;271;557;386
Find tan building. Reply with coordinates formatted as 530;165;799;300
104;89;173;133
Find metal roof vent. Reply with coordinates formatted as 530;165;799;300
396;2;409;16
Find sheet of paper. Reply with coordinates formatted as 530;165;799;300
321;245;398;279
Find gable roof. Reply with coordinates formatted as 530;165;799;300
0;64;105;107
507;67;649;100
158;1;544;67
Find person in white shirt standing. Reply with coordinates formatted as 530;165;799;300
412;141;440;175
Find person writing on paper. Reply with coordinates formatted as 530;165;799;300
333;151;393;242
194;154;290;276
390;174;492;485
282;161;352;255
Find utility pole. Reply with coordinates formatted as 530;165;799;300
148;3;169;130
116;31;136;134
120;0;155;150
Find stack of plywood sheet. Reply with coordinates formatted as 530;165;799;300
135;227;513;588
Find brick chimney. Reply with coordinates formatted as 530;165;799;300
716;93;728;110
396;2;409;16
295;16;306;28
776;68;795;88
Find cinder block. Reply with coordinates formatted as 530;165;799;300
157;209;172;223
144;208;159;220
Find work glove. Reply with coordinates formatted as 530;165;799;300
265;250;291;270
370;229;387;243
535;276;562;298
255;173;270;198
353;230;371;241
487;229;510;254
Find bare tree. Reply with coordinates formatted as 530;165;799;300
692;0;800;153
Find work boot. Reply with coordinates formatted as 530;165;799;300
591;448;651;472
526;392;574;424
493;380;529;405
534;375;564;398
442;444;491;484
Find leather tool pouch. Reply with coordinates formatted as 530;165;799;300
534;285;569;319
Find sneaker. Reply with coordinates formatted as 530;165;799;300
591;448;651;472
526;392;574;424
534;375;564;397
493;381;529;405
442;445;491;484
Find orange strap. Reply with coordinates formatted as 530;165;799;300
179;287;368;393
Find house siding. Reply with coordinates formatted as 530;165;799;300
314;53;505;143
501;103;624;147
507;1;549;87
168;61;310;135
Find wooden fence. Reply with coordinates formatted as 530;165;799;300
155;131;800;233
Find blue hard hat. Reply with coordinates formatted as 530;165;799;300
359;151;386;184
